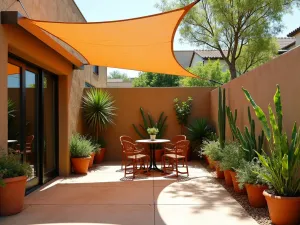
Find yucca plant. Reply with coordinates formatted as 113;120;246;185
243;85;300;197
82;88;116;140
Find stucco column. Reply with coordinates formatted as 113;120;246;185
0;26;8;155
58;74;71;176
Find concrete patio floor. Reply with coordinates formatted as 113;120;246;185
0;161;258;225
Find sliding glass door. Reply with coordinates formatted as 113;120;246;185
7;56;58;192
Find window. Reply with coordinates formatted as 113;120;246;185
93;66;99;75
85;82;94;88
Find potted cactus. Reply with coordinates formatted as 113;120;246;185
0;154;32;216
243;85;300;225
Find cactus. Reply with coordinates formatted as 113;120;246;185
218;87;226;149
226;106;264;161
132;107;167;139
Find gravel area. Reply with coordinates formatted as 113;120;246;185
200;160;272;225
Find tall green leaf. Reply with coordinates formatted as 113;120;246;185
274;85;282;134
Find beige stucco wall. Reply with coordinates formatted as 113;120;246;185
210;46;300;143
81;87;214;161
295;33;300;47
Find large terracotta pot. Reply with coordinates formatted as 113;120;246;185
207;157;215;169
230;171;246;193
0;176;27;216
263;190;300;225
88;152;95;168
214;161;225;179
155;149;163;162
224;170;233;186
71;157;91;174
245;184;268;208
94;148;106;164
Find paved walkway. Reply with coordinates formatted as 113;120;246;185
0;161;258;225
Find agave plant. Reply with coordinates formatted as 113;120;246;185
243;85;300;197
82;89;116;139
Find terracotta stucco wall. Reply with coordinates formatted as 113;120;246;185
210;46;300;142
81;87;214;161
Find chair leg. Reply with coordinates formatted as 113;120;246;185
175;159;178;177
185;157;189;177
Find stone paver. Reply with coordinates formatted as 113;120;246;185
0;161;258;225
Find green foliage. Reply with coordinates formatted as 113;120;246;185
180;61;230;87
8;99;16;127
156;0;293;79
226;106;264;161
236;160;268;189
202;140;222;161
108;70;130;82
220;142;245;171
173;97;193;127
70;133;94;158
218;87;226;149
132;72;180;87
147;127;159;135
243;85;300;197
82;88;116;138
187;118;215;153
133;108;167;139
0;154;32;187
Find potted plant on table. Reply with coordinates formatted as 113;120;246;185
243;85;300;225
0;154;32;216
220;142;246;191
82;88;116;164
147;127;159;141
236;160;268;207
70;133;93;174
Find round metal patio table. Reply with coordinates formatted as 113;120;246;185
136;139;170;172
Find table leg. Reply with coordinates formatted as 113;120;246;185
149;143;163;172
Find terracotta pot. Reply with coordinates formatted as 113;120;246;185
230;171;246;193
0;176;27;216
207;157;215;169
204;155;210;164
263;190;300;225
94;148;106;164
155;149;163;162
224;170;233;186
245;184;268;208
214;161;225;179
89;152;95;168
71;157;91;174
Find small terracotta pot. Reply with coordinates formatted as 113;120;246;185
155;149;163;162
0;176;27;216
263;190;300;225
207;157;215;169
214;161;225;179
94;148;106;164
245;184;268;208
224;170;233;186
89;152;95;168
230;171;246;193
71;157;91;174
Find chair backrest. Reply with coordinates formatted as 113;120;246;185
172;135;186;144
121;140;136;154
26;135;34;144
174;140;190;156
120;135;134;144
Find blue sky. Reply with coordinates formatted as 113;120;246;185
75;0;300;77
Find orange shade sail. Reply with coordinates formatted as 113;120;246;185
7;63;20;75
18;1;199;77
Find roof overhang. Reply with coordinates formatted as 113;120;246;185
1;11;84;69
1;1;199;77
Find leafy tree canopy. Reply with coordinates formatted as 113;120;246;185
181;60;230;87
132;72;181;87
156;0;297;79
108;70;130;82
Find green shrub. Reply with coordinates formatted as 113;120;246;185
220;142;245;171
0;154;32;187
70;133;93;158
202;140;222;161
236;159;268;189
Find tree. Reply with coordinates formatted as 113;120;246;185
156;0;296;79
132;72;181;87
180;60;230;87
108;70;130;82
